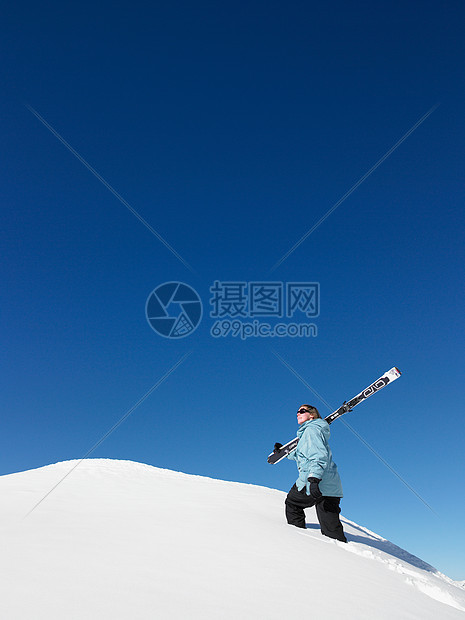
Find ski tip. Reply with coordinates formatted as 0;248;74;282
386;366;402;381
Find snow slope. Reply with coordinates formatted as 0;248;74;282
0;459;464;619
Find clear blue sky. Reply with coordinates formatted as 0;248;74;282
1;0;464;579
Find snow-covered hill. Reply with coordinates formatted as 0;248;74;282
0;459;464;619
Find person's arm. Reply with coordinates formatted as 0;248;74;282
294;430;312;487
306;426;329;479
297;425;329;492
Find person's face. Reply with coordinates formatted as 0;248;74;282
297;406;314;425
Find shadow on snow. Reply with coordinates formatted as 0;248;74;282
304;521;437;573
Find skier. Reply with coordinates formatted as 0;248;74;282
276;404;347;542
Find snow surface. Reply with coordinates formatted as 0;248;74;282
0;459;464;619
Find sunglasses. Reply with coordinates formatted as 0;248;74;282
297;408;313;414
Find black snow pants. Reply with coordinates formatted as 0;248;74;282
285;484;347;542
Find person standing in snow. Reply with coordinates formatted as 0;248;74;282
276;404;347;542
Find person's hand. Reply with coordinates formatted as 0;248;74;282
308;477;322;501
273;443;283;453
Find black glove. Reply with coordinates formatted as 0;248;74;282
273;443;283;453
308;477;322;501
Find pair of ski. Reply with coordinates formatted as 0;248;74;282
267;367;402;464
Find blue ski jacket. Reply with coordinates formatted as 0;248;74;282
287;418;343;497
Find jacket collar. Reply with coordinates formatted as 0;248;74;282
297;419;314;437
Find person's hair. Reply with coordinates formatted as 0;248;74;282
301;405;321;418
